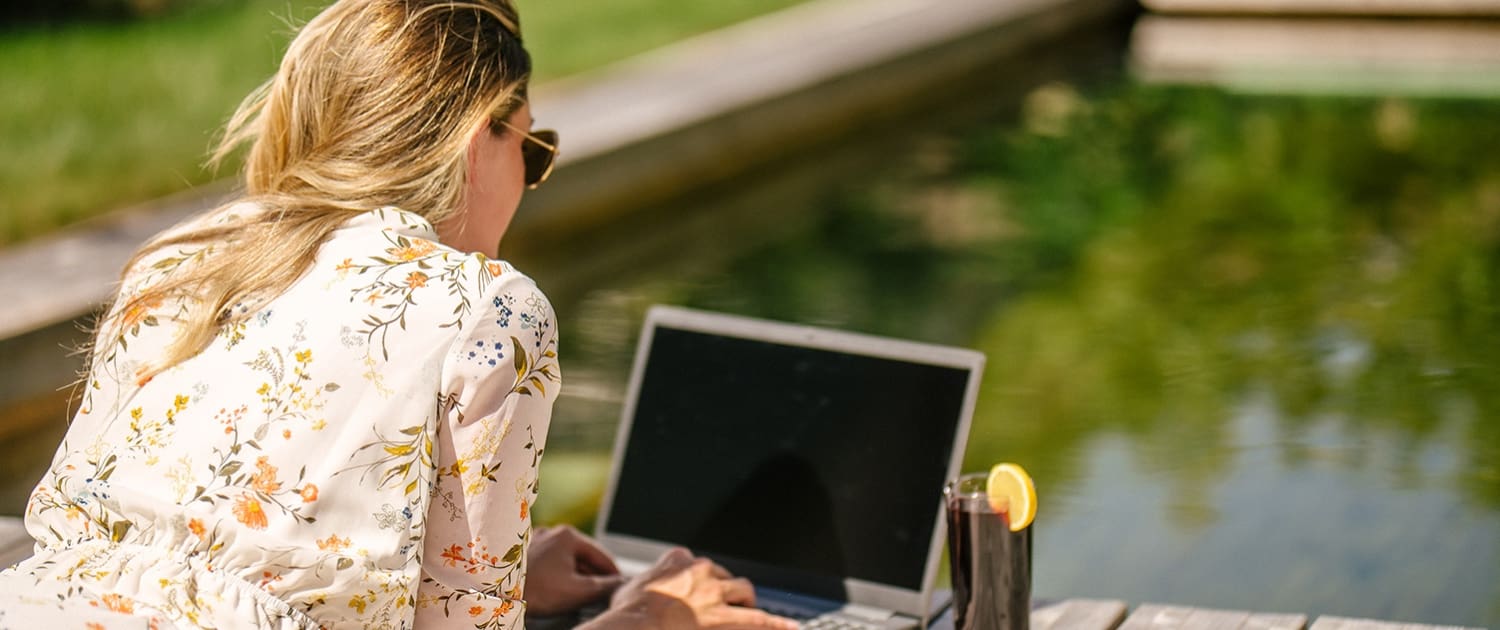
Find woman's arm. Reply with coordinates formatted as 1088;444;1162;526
415;261;561;629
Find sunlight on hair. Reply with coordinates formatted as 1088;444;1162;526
94;0;532;381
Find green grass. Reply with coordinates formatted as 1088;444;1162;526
0;0;809;245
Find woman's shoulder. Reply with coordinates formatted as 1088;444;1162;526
309;207;552;342
117;201;264;288
323;207;545;294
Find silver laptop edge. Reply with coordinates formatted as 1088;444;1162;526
593;305;985;623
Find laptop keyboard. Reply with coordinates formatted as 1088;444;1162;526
800;617;882;630
760;603;883;630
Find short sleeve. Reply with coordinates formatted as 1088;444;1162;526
414;259;560;629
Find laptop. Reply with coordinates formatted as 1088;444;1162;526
593;306;986;629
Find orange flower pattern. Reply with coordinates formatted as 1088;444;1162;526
317;534;351;552
233;494;269;530
0;207;557;629
250;456;282;494
100;593;134;614
119;294;163;331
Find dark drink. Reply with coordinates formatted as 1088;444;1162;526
945;473;1032;630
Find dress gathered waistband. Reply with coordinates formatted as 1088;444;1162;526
7;539;323;630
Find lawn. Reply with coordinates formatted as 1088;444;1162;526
0;0;808;245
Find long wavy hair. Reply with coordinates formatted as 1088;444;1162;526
97;0;531;380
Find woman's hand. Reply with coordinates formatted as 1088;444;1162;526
523;525;625;616
581;548;798;630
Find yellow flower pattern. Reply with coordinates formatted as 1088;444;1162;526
0;207;559;629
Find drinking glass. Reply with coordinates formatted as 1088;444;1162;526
944;472;1032;630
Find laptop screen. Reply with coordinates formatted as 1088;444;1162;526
604;324;973;595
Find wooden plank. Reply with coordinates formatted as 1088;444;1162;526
1185;608;1254;630
1311;617;1483;630
1130;16;1500;98
1121;604;1307;630
929;598;1127;630
0;516;33;568
1120;604;1195;630
1033;598;1129;630
1310;618;1405;630
1243;613;1308;630
1141;0;1500;16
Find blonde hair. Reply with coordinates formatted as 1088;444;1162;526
100;0;531;379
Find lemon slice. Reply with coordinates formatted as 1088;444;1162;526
986;462;1037;531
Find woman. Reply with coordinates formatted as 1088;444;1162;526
0;1;794;628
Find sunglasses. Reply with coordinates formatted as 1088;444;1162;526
492;119;559;189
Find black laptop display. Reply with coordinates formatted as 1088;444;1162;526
595;306;986;627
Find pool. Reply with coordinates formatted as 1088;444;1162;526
525;13;1500;628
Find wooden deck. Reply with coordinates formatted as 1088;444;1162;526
0;517;1485;630
929;599;1484;630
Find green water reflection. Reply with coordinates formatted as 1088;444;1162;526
537;79;1500;626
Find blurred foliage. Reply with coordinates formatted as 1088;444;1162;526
948;84;1500;514
0;0;324;244
565;82;1500;518
0;0;808;245
0;0;234;24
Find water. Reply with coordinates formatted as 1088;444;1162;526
523;18;1500;628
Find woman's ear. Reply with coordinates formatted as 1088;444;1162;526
465;119;490;176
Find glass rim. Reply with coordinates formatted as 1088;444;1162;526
944;471;992;501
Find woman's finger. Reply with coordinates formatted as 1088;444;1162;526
718;577;757;608
705;605;800;630
574;572;627;600
691;557;732;580
651;547;694;576
571;531;621;576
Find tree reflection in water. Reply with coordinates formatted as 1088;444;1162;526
548;81;1500;624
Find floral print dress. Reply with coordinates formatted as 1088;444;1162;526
0;207;560;629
